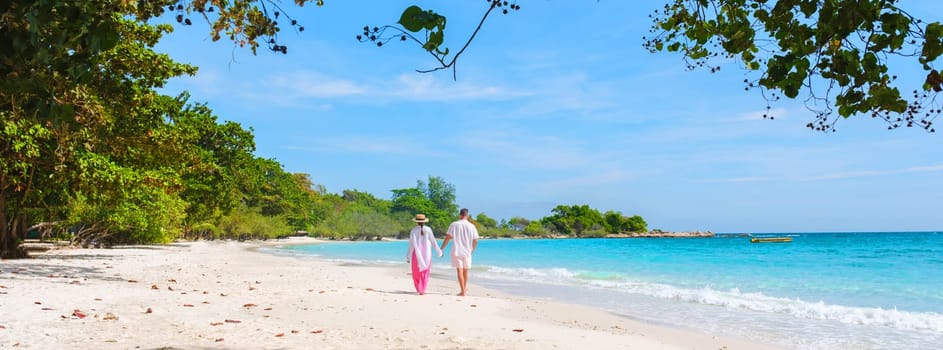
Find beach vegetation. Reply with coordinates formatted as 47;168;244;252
475;213;499;229
418;176;458;217
580;229;610;239
216;205;294;240
604;211;649;234
506;217;532;231
522;221;548;237
388;175;459;231
477;226;519;238
0;2;327;254
1;9;199;257
541;205;606;236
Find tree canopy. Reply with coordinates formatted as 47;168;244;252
0;0;336;257
644;0;943;132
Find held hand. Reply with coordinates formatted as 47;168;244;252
438;252;443;257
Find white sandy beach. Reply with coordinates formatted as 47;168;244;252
0;238;781;349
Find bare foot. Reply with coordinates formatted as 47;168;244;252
457;292;465;296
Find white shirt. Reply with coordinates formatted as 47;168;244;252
407;225;442;270
446;219;479;257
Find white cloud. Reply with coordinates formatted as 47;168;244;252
258;70;524;102
800;163;943;181
268;71;367;98
703;163;943;183
283;136;447;157
509;72;619;117
458;130;609;170
533;170;630;191
387;74;527;101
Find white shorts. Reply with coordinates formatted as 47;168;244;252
451;255;472;269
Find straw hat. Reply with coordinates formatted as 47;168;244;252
412;214;429;223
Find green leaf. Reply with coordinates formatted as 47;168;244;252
398;6;425;32
754;9;769;21
921;22;943;63
424;30;443;52
741;50;754;62
798;0;816;17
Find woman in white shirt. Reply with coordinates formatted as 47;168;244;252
406;214;443;295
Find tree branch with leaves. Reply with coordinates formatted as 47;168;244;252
645;0;943;132
356;0;521;80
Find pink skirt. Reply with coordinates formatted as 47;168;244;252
411;252;430;295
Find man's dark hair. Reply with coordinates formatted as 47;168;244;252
459;208;469;217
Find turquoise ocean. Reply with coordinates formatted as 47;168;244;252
273;232;943;350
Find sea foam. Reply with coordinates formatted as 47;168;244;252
481;266;943;333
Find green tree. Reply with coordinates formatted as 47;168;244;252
313;203;405;240
216;204;293;240
541;204;605;236
342;189;392;212
170;96;256;233
522;221;546;236
604;211;625;234
232;157;321;232
390;187;445;228
625;215;648;233
646;1;943;132
0;0;354;257
475;213;498;229
1;12;198;257
604;211;649;234
417;176;458;216
507;216;531;231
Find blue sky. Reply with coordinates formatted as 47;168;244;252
155;1;943;233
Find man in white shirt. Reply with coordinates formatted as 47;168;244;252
440;208;479;296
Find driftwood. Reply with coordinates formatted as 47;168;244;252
69;223;112;248
26;221;60;240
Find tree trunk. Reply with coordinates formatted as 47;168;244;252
0;194;28;259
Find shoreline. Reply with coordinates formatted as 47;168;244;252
1;238;779;349
306;230;717;242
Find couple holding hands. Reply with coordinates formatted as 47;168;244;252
406;208;479;296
